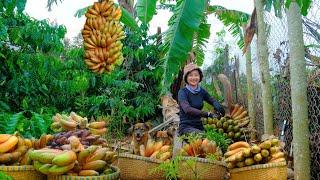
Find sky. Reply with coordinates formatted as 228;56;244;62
24;0;254;69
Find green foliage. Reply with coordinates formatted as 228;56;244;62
0;171;12;180
120;7;140;32
209;5;250;49
265;0;312;16
136;0;157;24
151;156;183;180
193;22;211;66
162;0;206;94
0;111;52;138
74;5;91;18
204;126;232;153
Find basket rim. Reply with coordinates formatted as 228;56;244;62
0;165;35;171
118;153;162;164
179;156;227;167
229;161;287;173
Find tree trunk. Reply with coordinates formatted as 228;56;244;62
224;45;230;77
245;44;257;140
287;2;311;179
255;0;273;135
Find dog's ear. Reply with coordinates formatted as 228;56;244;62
128;125;134;135
144;122;152;130
167;127;175;137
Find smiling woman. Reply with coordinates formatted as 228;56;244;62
178;62;225;136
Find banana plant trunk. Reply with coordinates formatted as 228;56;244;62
245;45;257;140
286;2;311;179
255;0;273;135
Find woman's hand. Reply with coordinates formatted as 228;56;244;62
207;112;221;120
213;101;225;117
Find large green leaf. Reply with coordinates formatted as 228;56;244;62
120;7;140;32
136;0;157;24
74;6;91;18
285;0;312;16
193;22;210;66
208;5;250;49
162;0;206;93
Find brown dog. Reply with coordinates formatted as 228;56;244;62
155;129;174;146
128;123;151;155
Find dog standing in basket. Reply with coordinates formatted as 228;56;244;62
128;123;151;155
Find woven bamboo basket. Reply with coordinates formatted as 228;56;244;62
0;165;46;180
47;165;120;180
230;161;287;180
178;156;227;180
114;153;164;180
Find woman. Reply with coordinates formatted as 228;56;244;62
178;63;225;136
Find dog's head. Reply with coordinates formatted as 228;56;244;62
155;128;174;145
128;123;151;142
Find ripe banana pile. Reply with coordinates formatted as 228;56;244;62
88;121;107;135
0;134;30;165
179;138;222;159
51;112;88;132
224;138;286;169
82;0;125;74
32;134;54;149
48;129;108;149
51;112;108;136
139;139;172;161
73;145;117;176
29;149;77;175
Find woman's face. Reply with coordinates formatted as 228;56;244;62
187;70;200;86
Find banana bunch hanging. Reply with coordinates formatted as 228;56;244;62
82;0;125;74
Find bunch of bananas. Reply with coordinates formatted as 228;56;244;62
0;134;29;165
82;0;125;74
51;112;88;132
29;149;77;175
73;146;117;176
88;121;107;135
48;129;108;149
32;134;54;150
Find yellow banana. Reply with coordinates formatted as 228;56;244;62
24;139;33;148
0;134;12;144
90;127;107;135
84;24;91;31
85;59;97;67
84;42;96;50
90;57;102;64
49;162;75;175
89;121;106;129
85;12;97;19
93;18;99;30
89;63;102;70
88;7;99;16
78;145;99;165
52;150;77;166
82;160;107;171
86;147;107;162
59;116;77;129
79;170;99;176
86;37;96;47
0;135;18;153
103;48;109;59
98;67;105;74
93;2;101;13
